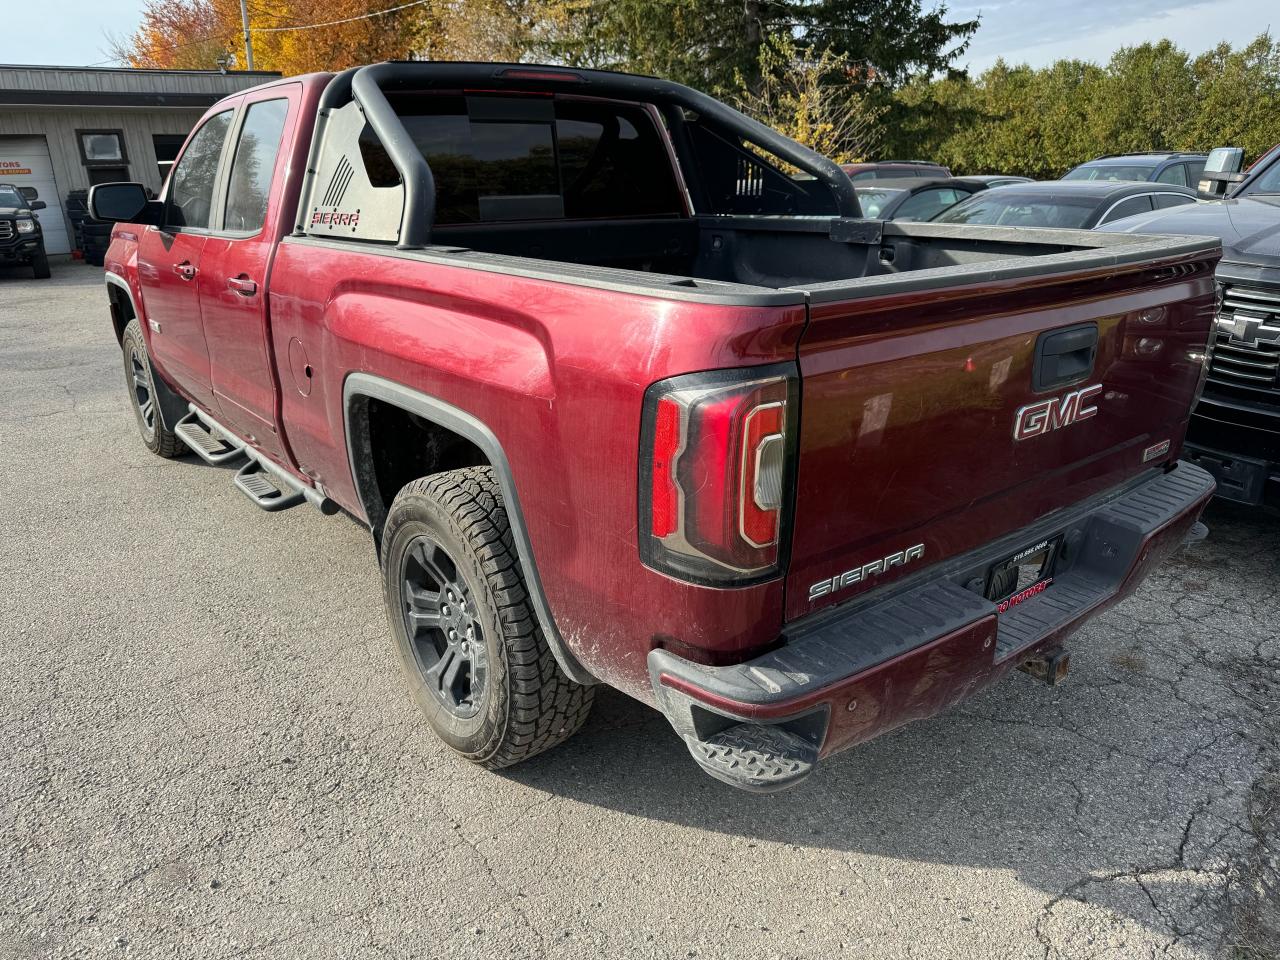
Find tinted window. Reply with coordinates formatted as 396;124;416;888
222;98;289;233
0;186;24;207
1100;195;1154;224
893;187;968;221
933;193;1098;228
1063;163;1158;182
371;96;683;225
1155;163;1187;186
1245;156;1280;194
167;110;233;229
1154;192;1195;209
1185;160;1206;185
849;170;876;181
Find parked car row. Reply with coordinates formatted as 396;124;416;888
1098;143;1280;508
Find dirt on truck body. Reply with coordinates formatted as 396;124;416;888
91;61;1219;792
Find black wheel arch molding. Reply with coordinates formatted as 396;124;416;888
104;273;189;432
342;372;596;685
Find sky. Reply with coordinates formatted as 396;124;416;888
953;0;1274;72
12;0;1279;71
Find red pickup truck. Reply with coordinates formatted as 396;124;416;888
90;62;1219;793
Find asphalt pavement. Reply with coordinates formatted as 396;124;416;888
2;261;1278;959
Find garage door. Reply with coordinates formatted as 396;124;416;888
0;136;71;255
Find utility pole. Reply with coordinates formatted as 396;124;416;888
239;0;255;70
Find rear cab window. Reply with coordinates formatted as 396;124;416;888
359;95;685;225
1064;163;1158;182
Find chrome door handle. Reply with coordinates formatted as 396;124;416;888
172;261;196;281
227;276;258;296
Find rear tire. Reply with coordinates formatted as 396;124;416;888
382;466;594;768
121;319;186;458
31;248;50;279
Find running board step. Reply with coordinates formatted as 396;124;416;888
682;723;818;794
233;460;305;512
174;413;245;465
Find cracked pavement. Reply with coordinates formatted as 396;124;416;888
2;263;1278;959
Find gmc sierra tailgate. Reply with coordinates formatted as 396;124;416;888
785;240;1220;621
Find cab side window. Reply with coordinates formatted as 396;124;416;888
221;99;290;233
166;110;233;230
1155;164;1187;186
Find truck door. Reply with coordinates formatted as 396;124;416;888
198;86;298;464
136;104;239;409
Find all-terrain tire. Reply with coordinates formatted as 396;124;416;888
382;467;594;768
31;248;50;279
121;319;186;458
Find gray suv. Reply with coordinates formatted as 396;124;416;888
1063;152;1208;189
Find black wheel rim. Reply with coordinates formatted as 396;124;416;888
129;347;155;440
400;535;488;719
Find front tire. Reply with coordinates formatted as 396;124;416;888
121;319;186;458
382;467;594;768
31;248;50;279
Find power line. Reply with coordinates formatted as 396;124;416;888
250;0;431;33
88;0;429;68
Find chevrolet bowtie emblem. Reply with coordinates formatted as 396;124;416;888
1219;311;1280;347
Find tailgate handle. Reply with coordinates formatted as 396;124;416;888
1033;323;1098;392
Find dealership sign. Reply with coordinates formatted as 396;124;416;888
0;161;33;175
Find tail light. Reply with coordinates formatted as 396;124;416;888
639;364;798;585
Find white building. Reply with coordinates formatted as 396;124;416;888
0;65;278;253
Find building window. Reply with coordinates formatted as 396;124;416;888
78;130;127;165
152;135;187;185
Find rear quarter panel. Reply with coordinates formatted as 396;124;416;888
266;240;807;694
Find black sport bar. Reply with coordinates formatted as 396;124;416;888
307;61;862;250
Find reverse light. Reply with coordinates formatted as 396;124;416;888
639;365;797;585
15;218;35;234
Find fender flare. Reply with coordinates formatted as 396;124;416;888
104;273;188;432
342;373;596;685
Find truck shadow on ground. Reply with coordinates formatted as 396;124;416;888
503;501;1280;954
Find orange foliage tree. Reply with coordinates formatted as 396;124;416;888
110;0;422;73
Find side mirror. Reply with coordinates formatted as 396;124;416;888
88;182;155;223
1205;147;1245;175
29;200;46;210
1197;147;1247;199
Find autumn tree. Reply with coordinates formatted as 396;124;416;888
109;0;238;69
733;35;884;163
111;0;424;73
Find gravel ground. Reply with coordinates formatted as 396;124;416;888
2;262;1278;960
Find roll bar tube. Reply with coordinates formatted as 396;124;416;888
306;61;862;249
